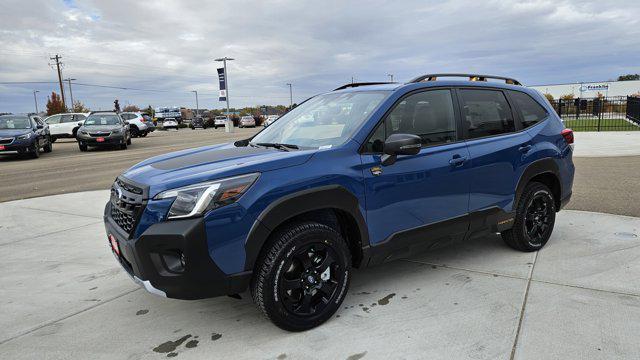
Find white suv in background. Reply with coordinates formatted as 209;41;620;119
239;116;256;128
44;113;89;142
119;112;155;137
213;116;227;129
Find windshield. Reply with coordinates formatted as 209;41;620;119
0;115;31;129
250;91;388;149
84;114;121;126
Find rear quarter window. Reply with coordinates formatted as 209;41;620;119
509;91;549;128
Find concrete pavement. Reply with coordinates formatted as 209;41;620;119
573;132;640;157
1;191;639;359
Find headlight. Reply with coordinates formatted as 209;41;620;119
80;130;88;135
17;133;32;140
154;173;260;219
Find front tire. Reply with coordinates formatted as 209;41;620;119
30;143;40;158
43;136;53;153
501;182;556;252
79;144;88;152
251;222;351;332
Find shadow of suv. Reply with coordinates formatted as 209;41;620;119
104;73;575;331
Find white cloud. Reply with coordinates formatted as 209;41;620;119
1;0;639;112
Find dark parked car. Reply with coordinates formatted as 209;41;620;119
104;73;575;331
77;111;131;151
190;116;206;129
0;114;52;158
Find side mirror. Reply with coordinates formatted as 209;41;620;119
381;133;421;166
124;121;130;125
77;122;83;126
36;124;43;129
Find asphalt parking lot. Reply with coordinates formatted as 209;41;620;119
1;191;639;359
0;127;261;203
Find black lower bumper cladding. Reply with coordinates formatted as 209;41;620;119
104;203;251;300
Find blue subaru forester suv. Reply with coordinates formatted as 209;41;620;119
104;74;574;331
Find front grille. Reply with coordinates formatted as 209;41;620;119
109;177;146;237
89;132;111;137
0;137;14;145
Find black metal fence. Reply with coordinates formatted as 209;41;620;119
548;96;640;131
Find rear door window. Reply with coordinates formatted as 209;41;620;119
61;115;75;123
459;89;515;139
508;91;548;128
46;115;61;124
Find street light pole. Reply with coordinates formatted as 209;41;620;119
387;74;394;82
286;83;293;108
191;90;199;118
33;90;40;114
64;78;76;110
214;57;234;121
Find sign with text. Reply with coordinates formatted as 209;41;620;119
217;68;227;101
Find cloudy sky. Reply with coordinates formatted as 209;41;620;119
1;0;639;113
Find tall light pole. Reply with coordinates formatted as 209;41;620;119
33;90;40;114
387;74;394;82
214;57;234;121
64;78;76;110
191;90;199;118
286;83;293;108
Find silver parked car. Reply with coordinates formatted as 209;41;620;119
239;116;256;128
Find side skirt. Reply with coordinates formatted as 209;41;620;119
363;207;515;267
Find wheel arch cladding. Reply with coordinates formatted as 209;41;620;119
244;185;369;271
515;158;562;211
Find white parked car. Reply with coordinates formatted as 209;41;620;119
239;116;256;128
162;118;179;130
44;113;89;142
119;112;155;137
263;115;279;127
213;116;227;129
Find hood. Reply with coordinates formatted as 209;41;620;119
122;142;315;197
0;129;32;137
82;125;121;132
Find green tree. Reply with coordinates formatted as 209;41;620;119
543;93;554;102
46;91;66;115
617;74;640;81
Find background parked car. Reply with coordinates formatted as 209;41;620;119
120;112;155;137
263;115;279;127
213;116;227;129
239;115;256;128
44;112;88;142
162;118;179;130
0;114;52;158
76;112;131;151
190;116;206;129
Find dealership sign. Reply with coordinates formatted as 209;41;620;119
217;68;227;101
580;84;609;92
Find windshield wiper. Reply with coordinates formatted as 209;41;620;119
254;142;299;151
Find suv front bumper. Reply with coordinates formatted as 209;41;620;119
104;202;251;300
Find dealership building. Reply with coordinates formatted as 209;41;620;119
530;80;640;98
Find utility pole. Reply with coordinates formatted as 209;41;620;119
286;83;293;108
215;57;234;122
50;54;66;109
387;74;394;82
64;78;76;110
191;90;199;118
33;90;40;114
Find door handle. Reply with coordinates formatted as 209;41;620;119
449;155;468;166
519;145;532;153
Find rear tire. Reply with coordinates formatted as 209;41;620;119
50;136;57;143
251;222;351;332
130;127;139;138
501;182;556;252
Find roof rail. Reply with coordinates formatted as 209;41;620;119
334;82;396;91
409;73;522;86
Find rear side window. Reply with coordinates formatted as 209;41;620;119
509;91;548;128
74;114;87;121
61;115;75;123
459;89;515;139
46;115;61;124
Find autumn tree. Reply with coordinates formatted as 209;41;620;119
46;92;66;115
122;104;140;112
72;100;90;113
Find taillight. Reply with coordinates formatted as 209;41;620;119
561;129;574;144
140;117;146;123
